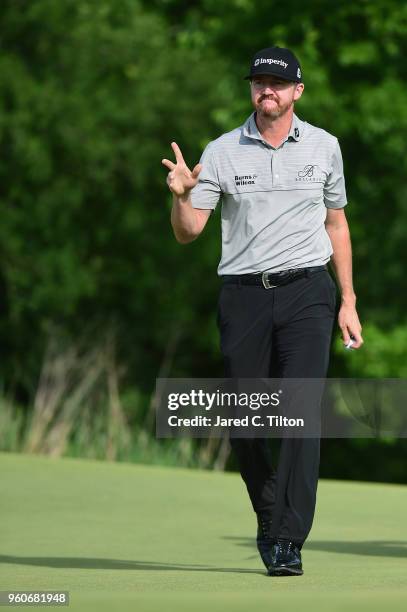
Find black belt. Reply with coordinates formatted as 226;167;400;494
221;265;327;289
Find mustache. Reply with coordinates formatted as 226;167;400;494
259;95;279;103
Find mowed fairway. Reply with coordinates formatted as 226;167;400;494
1;451;406;612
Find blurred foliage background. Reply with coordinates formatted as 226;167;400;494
0;0;406;482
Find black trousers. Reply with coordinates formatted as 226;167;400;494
217;267;337;549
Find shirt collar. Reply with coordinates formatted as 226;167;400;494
287;113;303;141
242;111;303;143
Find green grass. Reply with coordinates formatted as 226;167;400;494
1;451;406;611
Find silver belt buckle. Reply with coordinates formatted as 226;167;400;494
262;271;277;289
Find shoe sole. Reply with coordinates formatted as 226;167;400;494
268;566;303;577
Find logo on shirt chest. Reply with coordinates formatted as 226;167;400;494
235;174;258;186
296;164;324;182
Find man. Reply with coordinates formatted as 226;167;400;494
162;46;363;577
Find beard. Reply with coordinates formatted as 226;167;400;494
255;96;293;120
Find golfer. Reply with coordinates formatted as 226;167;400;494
162;46;363;576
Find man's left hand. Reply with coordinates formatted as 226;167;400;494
338;302;363;349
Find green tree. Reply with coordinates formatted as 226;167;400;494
0;0;228;398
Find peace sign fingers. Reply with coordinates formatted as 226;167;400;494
162;142;202;197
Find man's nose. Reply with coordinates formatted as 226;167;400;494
261;83;276;93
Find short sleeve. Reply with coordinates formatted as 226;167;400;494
190;143;222;211
324;139;348;209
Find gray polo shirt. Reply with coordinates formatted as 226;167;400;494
190;112;347;275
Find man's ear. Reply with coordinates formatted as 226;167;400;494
294;83;304;101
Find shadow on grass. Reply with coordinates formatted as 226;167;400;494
2;540;405;573
0;555;263;575
223;537;407;558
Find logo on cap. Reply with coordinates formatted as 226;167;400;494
254;57;288;69
297;67;301;79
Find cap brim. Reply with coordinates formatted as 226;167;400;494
244;70;299;82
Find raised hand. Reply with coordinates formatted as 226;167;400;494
162;142;202;198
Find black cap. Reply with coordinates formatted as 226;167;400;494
244;46;302;83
